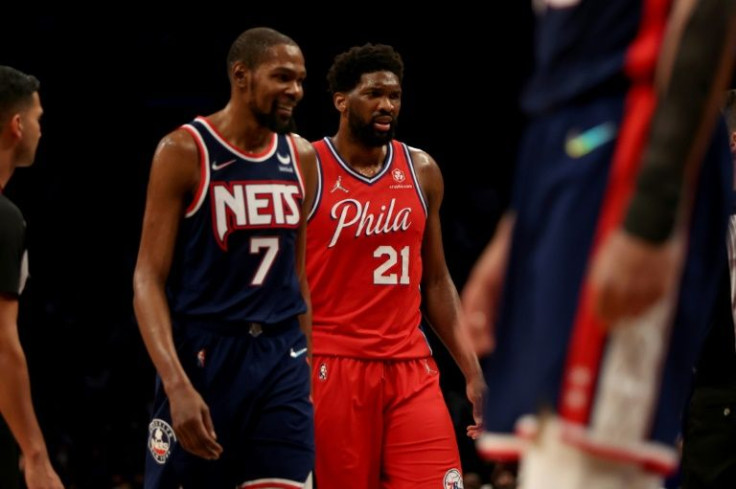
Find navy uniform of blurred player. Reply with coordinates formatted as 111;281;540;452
133;27;317;489
461;0;736;488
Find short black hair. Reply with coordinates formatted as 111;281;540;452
0;66;39;123
326;43;404;94
227;27;298;71
722;89;736;134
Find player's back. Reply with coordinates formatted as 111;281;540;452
306;137;431;359
522;0;665;114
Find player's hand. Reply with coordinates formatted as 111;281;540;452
167;383;223;460
590;228;679;326
22;453;64;489
465;372;486;439
460;215;514;356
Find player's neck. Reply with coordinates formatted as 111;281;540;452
331;132;387;175
0;151;14;190
208;104;274;154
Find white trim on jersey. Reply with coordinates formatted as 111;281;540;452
402;143;428;216
307;150;323;222
322;136;393;183
195;116;277;162
181;124;211;218
238;476;308;488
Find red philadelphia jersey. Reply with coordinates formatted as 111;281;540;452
307;137;431;358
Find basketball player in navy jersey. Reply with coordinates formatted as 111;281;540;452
133;27;317;489
0;66;64;489
461;0;736;488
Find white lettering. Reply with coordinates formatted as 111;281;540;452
212;182;301;249
328;198;412;247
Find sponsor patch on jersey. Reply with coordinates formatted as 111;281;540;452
148;418;176;464
443;468;464;489
389;168;413;189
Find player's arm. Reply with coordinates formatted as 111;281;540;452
293;135;317;359
0;294;63;489
413;149;486;438
592;0;736;323
460;212;515;356
133;129;222;460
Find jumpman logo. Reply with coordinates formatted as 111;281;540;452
331;176;349;193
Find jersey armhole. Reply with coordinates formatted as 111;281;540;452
307;150;324;221
402;143;428;217
180;124;211;217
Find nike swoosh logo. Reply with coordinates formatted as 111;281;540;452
290;347;308;358
211;159;237;171
277;152;291;165
565;122;617;158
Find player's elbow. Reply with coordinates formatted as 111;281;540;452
132;266;162;308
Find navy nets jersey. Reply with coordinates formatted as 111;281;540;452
523;0;663;114
167;116;306;324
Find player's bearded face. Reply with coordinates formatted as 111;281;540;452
250;77;298;135
348;106;396;147
252;99;297;134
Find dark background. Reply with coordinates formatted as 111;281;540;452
1;9;534;488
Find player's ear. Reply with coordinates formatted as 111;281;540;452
333;93;346;113
231;61;250;89
8;113;22;139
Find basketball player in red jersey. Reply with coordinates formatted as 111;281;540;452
305;43;485;489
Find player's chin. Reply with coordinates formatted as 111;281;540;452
371;131;393;145
271;115;296;134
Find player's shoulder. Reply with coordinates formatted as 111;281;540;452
403;143;437;171
0;195;24;244
0;194;22;226
155;126;199;159
289;132;317;156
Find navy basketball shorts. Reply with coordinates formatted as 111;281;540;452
144;317;314;489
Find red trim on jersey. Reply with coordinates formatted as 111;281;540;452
559;0;670;426
180;125;209;216
624;0;672;82
239;481;304;489
196;116;277;160
287;134;305;197
561;427;677;475
560;88;659;424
